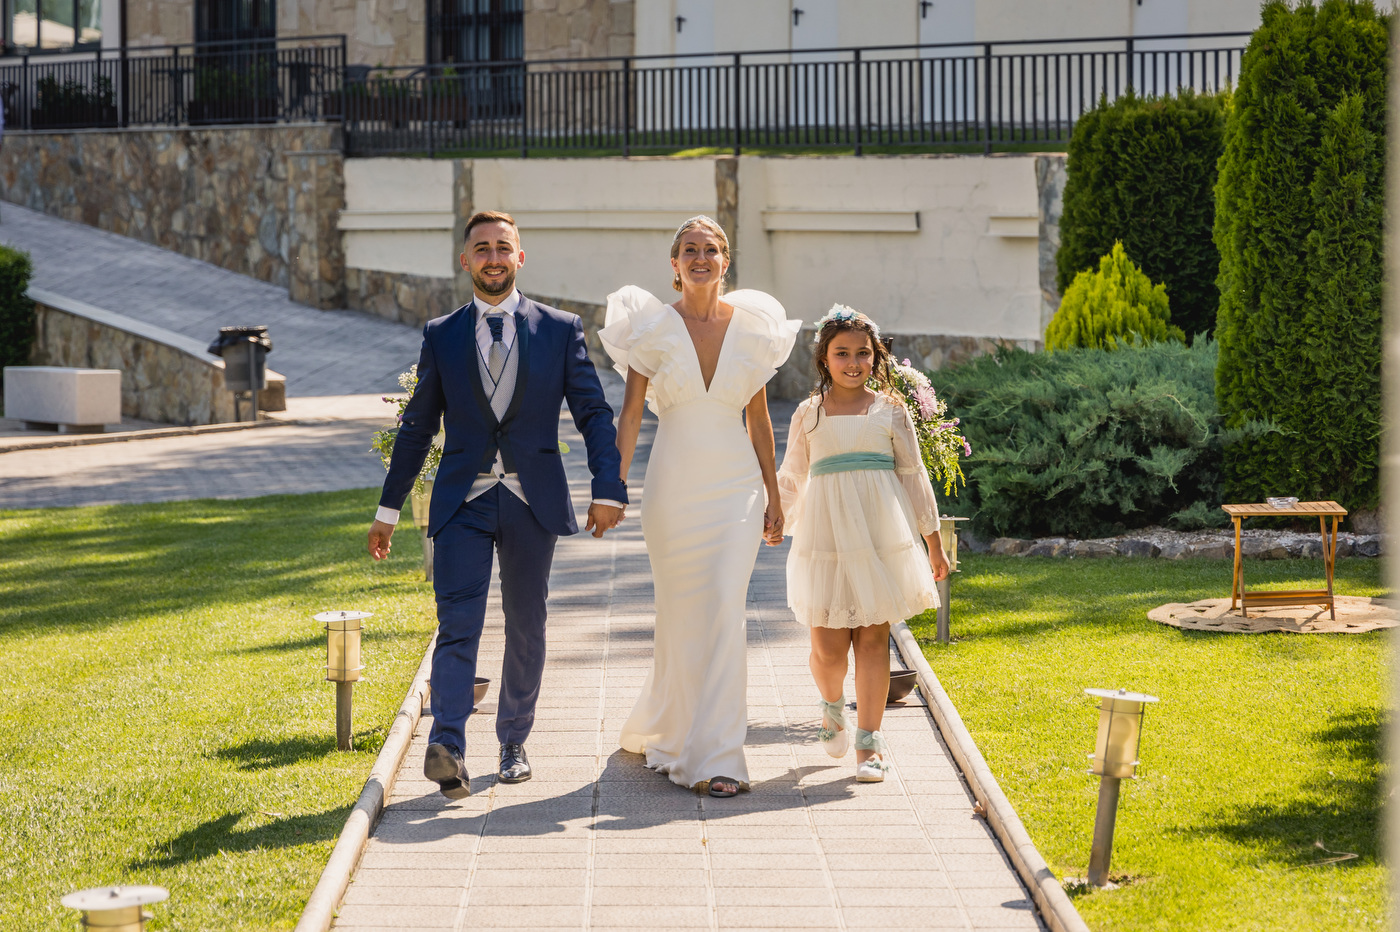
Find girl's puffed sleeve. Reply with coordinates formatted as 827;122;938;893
892;401;941;537
777;400;817;533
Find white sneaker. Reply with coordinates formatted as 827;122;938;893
818;696;849;759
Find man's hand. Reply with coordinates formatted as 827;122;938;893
585;503;625;539
368;520;396;560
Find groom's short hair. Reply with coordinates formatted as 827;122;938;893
465;210;518;244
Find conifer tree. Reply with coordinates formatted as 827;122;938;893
1214;0;1388;507
1046;242;1184;351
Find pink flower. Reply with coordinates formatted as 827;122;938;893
963;440;972;456
911;385;938;421
902;358;912;367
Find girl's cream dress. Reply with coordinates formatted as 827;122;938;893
777;393;941;628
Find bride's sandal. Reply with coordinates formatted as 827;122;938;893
855;729;890;783
818;695;850;759
708;776;740;798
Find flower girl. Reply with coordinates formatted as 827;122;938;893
777;306;950;781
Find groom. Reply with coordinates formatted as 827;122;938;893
368;210;627;798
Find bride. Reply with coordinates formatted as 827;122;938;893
601;216;799;797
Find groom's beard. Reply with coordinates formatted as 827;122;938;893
472;265;517;298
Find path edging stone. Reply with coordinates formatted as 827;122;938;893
295;635;436;932
891;621;1090;932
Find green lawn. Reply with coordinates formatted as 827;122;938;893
910;555;1389;932
0;491;437;930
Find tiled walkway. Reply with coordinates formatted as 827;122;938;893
334;424;1041;932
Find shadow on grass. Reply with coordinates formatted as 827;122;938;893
1195;707;1384;867
133;806;353;868
212;735;339;770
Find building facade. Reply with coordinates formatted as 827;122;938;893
6;0;1261;67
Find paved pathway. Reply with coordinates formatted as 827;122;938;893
333;417;1040;932
0;204;423;396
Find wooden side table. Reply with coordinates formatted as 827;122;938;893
1221;501;1347;619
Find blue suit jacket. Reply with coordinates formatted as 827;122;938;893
378;295;628;538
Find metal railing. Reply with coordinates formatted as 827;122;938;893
345;32;1250;157
0;35;345;131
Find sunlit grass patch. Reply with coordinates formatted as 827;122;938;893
911;555;1388;931
0;490;437;930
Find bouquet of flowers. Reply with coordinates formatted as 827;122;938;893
888;358;970;495
369;365;443;494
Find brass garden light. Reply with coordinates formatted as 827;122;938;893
934;516;967;644
316;610;371;750
1084;687;1159;887
61;885;168;930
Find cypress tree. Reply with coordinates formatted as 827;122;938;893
1056;91;1226;340
1214;0;1388;508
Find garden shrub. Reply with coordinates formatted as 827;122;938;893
936;340;1239;540
1214;0;1388;510
0;245;34;372
1056;90;1226;340
1045;242;1184;351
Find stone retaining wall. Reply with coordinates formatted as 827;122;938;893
29;288;285;426
346;269;456;330
971;529;1385;560
0;124;344;306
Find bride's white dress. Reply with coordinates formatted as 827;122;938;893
600;285;799;790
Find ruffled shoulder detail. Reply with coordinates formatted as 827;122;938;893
724;289;801;372
599;285;677;381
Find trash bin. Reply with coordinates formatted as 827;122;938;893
208;326;273;421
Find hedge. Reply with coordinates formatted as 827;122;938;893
0;245;35;372
936;340;1238;540
1055;90;1226;341
1214;0;1388;510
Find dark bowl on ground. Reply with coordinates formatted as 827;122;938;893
888;670;918;704
474;676;490;705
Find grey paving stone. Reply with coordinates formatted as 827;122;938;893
714;905;842;928
332;904;457;928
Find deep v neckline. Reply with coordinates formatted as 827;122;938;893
668;303;735;393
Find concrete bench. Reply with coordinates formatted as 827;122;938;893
3;366;123;433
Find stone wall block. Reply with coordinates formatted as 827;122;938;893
287;148;348;309
32;301;253;425
714;156;739;285
451;160;476;307
346;268;456;330
1035;155;1067;336
1;124;338;296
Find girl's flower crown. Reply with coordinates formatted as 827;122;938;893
813;304;880;343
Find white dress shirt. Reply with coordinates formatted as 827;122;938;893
375;288;624;526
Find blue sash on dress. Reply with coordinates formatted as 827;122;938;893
809;452;896;477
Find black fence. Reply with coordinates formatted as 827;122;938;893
0;35;344;130
345;33;1251;157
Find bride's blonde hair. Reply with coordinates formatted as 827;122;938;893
670;216;731;292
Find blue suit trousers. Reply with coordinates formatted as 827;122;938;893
429;484;558;752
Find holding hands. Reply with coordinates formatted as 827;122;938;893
586;502;626;539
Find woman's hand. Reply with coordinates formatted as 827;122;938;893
929;541;951;581
763;503;785;546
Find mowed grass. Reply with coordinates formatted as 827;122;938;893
0;490;437;930
909;555;1389;932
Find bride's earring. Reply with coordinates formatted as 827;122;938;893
672;272;683;292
